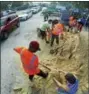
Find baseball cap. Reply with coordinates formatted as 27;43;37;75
29;41;41;51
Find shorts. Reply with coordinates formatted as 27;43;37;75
40;29;46;38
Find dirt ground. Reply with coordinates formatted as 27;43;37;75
13;29;88;94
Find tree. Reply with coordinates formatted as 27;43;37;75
0;1;12;10
72;1;89;9
0;1;31;11
11;1;24;8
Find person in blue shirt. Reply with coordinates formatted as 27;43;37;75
77;16;86;26
53;70;79;94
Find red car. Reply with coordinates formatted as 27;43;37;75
0;14;20;40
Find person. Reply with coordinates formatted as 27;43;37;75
44;12;49;21
14;41;48;82
40;19;52;43
5;17;11;24
76;20;84;32
68;16;77;32
50;19;64;47
76;16;86;32
53;70;79;94
68;16;74;31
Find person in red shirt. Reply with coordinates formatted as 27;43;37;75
68;16;77;32
50;19;64;46
14;41;48;81
76;21;84;32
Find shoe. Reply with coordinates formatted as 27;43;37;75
45;72;48;78
46;41;49;44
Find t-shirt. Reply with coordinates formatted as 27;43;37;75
57;79;79;94
40;22;50;31
67;79;79;94
80;18;86;25
52;23;64;35
14;47;40;75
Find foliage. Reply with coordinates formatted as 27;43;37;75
11;1;24;8
42;2;58;15
0;1;31;11
0;1;11;10
71;1;89;9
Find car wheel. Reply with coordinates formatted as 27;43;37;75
3;32;9;39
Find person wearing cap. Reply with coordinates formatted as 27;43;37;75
14;41;48;81
50;19;64;46
53;70;79;94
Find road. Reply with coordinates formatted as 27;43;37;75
1;11;88;94
1;12;43;94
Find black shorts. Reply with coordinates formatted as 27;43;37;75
40;29;46;38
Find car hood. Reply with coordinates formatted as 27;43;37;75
31;9;37;11
18;14;28;17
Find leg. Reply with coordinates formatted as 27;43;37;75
40;30;45;39
56;35;59;45
43;31;47;42
44;16;46;21
46;16;48;21
45;16;47;21
43;31;49;43
29;75;34;81
50;34;55;46
40;30;43;39
37;70;48;78
45;32;50;43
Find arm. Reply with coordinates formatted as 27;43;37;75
51;69;68;75
58;70;68;75
13;47;24;54
53;77;69;91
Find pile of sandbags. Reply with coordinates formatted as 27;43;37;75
50;32;80;60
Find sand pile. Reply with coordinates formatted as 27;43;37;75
13;31;88;94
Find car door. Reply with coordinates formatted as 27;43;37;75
5;17;12;32
10;15;18;26
28;10;32;17
10;15;17;27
